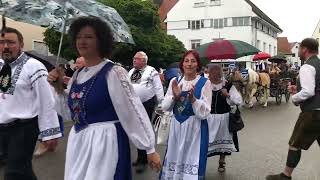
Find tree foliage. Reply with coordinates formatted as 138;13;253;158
43;0;186;69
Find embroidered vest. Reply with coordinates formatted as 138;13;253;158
68;62;119;132
211;90;231;114
173;76;207;123
297;55;320;112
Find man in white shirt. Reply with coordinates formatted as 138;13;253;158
128;51;164;173
267;38;320;180
256;60;266;72
0;27;62;180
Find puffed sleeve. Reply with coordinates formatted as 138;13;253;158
161;78;176;112
108;66;156;154
192;80;212;120
227;85;243;106
28;60;62;141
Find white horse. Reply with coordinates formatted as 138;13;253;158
231;67;270;108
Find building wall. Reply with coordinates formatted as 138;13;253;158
2;16;48;54
312;20;320;41
256;30;277;56
167;24;253;50
166;0;277;67
288;43;301;66
166;0;279;68
312;20;320;56
167;0;253;21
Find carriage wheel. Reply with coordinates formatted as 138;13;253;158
285;90;290;103
275;90;282;105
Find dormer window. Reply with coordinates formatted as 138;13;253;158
194;0;206;7
210;0;221;6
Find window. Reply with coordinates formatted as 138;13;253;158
224;18;228;27
190;20;201;30
238;17;244;26
232;17;250;26
244;17;250;26
256;40;260;49
273;31;277;38
255;21;260;29
232;17;238;26
219;19;223;28
194;1;206;7
274;46;277;55
269;44;272;54
210;0;221;6
214;19;219;28
263;42;266;52
33;40;49;55
191;40;201;49
213;19;224;28
201;20;205;28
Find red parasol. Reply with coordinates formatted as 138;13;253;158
253;52;271;61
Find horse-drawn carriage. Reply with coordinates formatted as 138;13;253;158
255;56;295;105
260;77;291;105
229;55;297;107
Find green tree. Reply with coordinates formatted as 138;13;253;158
43;0;186;68
43;29;78;61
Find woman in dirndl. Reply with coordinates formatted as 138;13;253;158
160;50;212;180
48;16;161;180
207;64;242;173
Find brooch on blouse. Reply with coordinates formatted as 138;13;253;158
175;95;189;114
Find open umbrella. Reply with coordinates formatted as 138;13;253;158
195;40;260;60
253;52;271;61
0;0;134;94
25;50;69;71
268;55;287;64
0;0;134;44
0;0;134;65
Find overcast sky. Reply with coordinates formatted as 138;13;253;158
251;0;320;42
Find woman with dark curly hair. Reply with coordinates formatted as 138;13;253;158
48;16;161;180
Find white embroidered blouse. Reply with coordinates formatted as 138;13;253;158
57;60;156;154
0;53;62;141
162;75;212;120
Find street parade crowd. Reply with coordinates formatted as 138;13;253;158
0;16;319;180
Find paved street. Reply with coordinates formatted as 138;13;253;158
1;99;320;180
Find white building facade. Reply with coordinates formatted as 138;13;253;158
312;19;320;42
288;42;301;66
312;19;320;56
165;0;282;67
